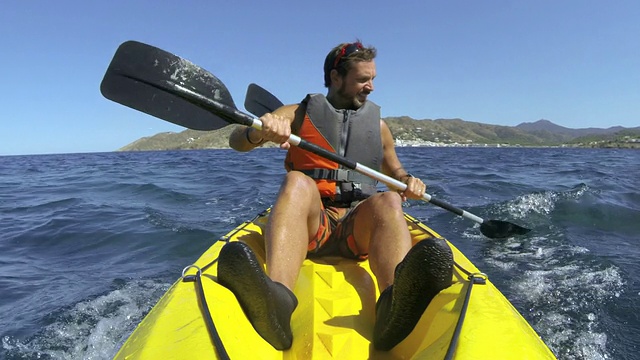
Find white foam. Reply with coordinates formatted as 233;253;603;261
2;279;170;359
509;191;559;218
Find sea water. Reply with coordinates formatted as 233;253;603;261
1;147;638;359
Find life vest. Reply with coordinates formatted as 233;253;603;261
285;94;383;204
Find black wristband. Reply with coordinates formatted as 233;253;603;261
402;173;414;183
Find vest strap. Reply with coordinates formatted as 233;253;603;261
301;168;375;184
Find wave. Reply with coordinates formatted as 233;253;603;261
1;278;171;360
448;183;629;359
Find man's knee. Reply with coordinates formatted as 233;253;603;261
368;191;403;211
281;171;317;194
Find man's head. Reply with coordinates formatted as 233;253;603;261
324;41;377;109
323;41;377;88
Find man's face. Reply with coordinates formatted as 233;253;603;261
335;60;376;109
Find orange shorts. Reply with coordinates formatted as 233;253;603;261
307;201;367;260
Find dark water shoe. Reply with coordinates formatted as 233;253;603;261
218;241;298;350
373;237;453;351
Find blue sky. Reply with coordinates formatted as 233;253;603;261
2;1;638;155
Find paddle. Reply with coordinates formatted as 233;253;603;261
100;40;530;239
245;84;284;117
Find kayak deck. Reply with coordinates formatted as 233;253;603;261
114;209;555;359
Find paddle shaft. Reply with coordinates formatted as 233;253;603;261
171;82;486;225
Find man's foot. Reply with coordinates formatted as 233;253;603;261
217;241;298;350
373;237;453;351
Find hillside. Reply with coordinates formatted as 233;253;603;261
120;125;280;151
385;118;566;146
567;128;640;148
119;118;640;151
515;119;627;137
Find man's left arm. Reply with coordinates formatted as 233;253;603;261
380;120;426;200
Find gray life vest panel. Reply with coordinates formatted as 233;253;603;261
298;93;383;204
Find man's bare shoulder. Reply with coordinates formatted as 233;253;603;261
273;103;307;125
272;104;300;120
380;119;391;131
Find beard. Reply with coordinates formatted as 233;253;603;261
337;83;368;110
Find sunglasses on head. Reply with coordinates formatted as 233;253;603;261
333;42;363;69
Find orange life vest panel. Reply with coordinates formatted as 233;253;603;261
285;94;382;202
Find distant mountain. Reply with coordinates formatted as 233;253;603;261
385;117;563;145
516;119;628;138
119;118;640;151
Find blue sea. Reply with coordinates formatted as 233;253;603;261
1;147;638;359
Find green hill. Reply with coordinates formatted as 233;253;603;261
119;118;639;151
120;125;280;151
567;129;640;148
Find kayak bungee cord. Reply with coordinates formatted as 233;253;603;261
404;213;490;359
444;268;488;360
179;211;267;359
182;264;230;360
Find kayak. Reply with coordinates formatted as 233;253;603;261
114;208;556;359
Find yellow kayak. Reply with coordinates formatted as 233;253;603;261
114;209;556;359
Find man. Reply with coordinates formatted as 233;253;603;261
219;41;453;351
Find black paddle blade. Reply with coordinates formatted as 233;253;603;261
100;40;235;131
244;83;285;117
479;220;531;239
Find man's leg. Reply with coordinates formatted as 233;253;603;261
345;191;453;351
218;171;322;350
265;171;323;289
350;192;413;290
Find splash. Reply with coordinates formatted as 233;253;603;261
509;191;559;217
487;232;623;359
500;183;590;220
1;279;170;360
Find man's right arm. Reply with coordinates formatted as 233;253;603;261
229;125;265;152
228;104;301;152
